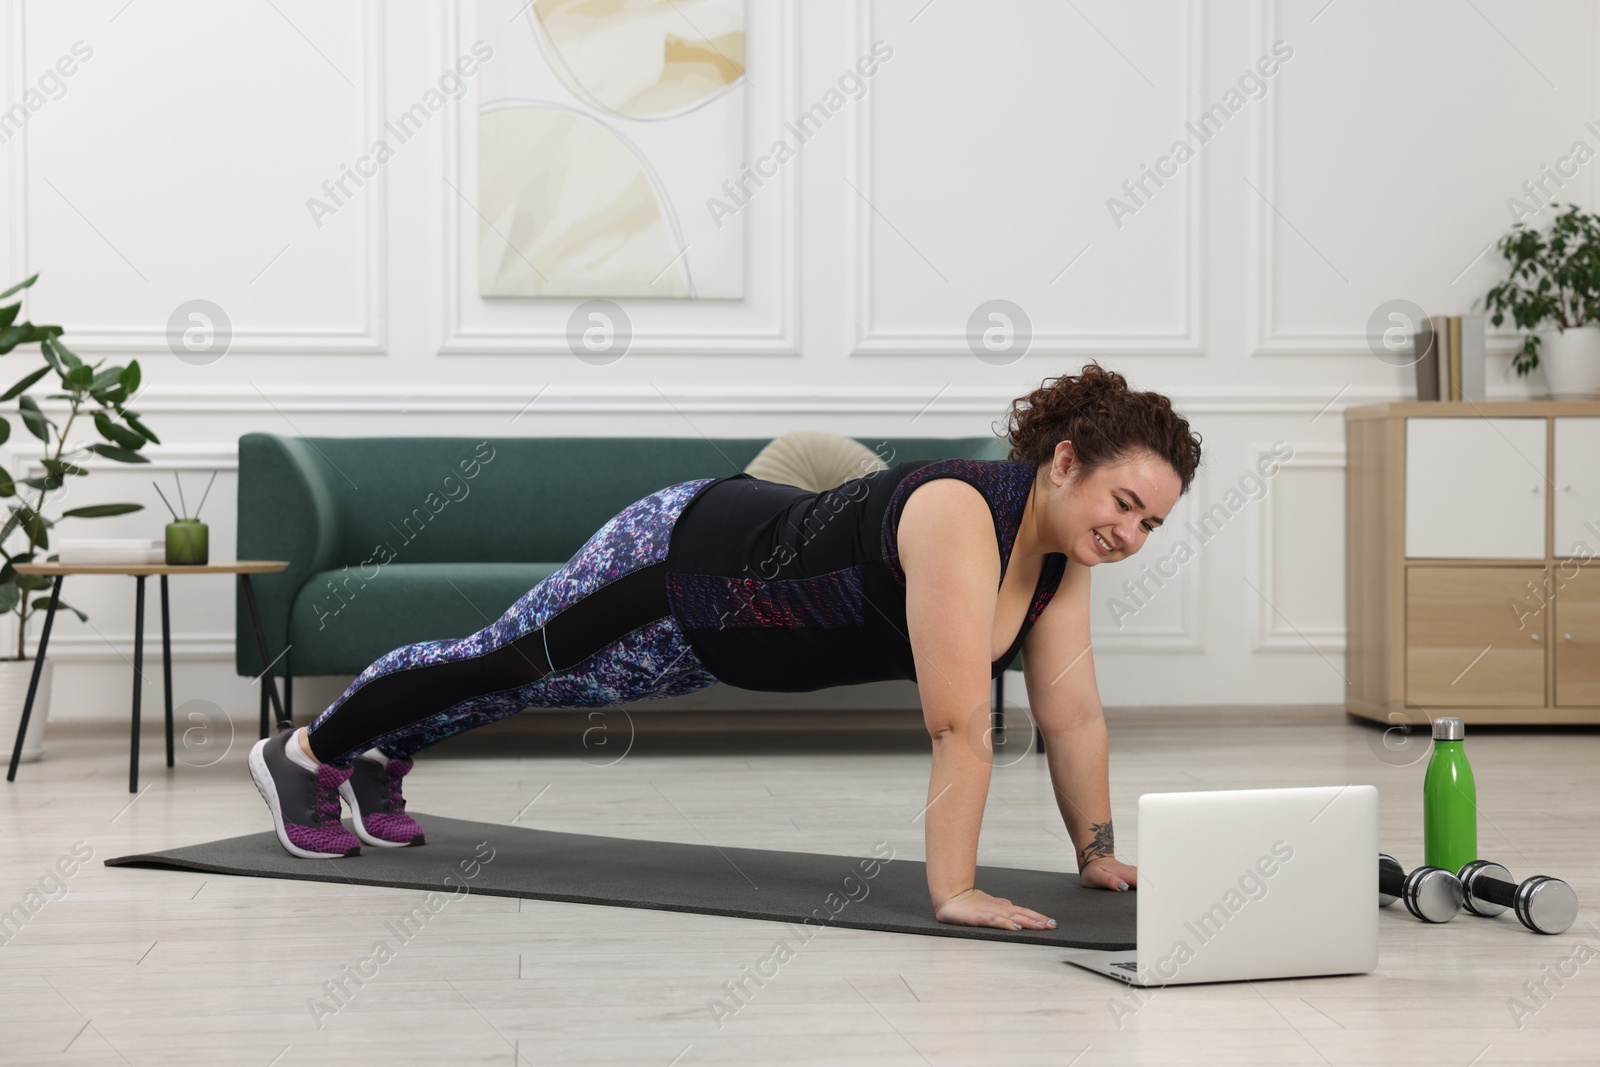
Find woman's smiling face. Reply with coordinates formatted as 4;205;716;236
1037;441;1182;567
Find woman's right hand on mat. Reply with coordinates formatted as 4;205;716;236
933;887;1057;931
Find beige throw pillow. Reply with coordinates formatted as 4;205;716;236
744;431;889;492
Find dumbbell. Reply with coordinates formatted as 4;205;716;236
1378;853;1464;923
1457;860;1579;935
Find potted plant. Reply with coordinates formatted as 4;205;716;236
1478;201;1600;398
0;274;156;762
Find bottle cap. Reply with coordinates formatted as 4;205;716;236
1432;716;1465;741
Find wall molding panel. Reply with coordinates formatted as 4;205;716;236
850;0;1205;357
5;0;388;354
1250;441;1345;653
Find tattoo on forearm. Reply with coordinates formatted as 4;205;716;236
1077;820;1114;869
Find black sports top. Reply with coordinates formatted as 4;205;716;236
662;457;1070;692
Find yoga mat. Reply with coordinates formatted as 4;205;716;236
106;812;1135;949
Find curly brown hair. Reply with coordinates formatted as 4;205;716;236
1000;361;1202;494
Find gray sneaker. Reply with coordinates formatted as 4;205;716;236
248;728;362;859
339;753;426;848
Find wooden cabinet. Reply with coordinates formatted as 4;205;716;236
1347;401;1600;725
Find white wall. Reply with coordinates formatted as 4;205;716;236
0;0;1582;728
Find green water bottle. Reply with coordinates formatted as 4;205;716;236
1423;716;1477;872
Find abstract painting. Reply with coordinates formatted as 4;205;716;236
477;0;746;299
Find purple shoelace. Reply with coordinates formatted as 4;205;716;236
314;764;352;824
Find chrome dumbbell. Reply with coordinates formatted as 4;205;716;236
1457;860;1579;935
1378;853;1464;923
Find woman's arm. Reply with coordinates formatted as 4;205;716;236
900;479;1057;931
1041;705;1135;890
1020;558;1136;891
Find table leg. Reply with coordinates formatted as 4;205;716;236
161;574;173;769
6;574;63;783
239;574;286;736
130;575;146;794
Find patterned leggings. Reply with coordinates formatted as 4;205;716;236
304;479;722;767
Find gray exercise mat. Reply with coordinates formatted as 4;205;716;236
105;812;1135;949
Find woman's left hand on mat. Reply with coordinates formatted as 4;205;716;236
1080;856;1137;892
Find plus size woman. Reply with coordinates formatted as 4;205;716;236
249;362;1201;932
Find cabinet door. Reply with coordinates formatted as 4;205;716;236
1555;565;1600;705
1553;417;1600;557
1405;418;1545;559
1406;567;1546;706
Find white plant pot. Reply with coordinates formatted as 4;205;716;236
0;658;54;764
1536;325;1600;399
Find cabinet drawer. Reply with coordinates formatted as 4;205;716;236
1406;567;1545;706
1405;418;1545;558
1555;566;1600;705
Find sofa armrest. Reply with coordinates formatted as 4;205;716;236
234;433;343;677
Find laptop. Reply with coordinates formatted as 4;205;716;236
1063;785;1378;986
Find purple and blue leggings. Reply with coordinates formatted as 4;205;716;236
303;479;721;768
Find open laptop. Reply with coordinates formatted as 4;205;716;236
1064;785;1378;986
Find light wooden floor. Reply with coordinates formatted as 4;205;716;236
3;706;1597;1066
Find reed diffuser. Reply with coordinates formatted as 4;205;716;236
156;471;216;565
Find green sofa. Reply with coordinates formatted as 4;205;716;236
234;433;1014;724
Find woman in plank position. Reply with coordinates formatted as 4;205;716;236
250;361;1200;932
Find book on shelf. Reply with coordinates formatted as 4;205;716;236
1413;313;1485;402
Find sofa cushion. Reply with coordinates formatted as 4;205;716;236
287;562;560;676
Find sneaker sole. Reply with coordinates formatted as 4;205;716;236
249;737;360;860
338;778;423;848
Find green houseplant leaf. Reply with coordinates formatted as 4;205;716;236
17;395;51;442
1;366;52;403
123;411;159;445
60;503;143;518
84;442;150;464
93;411;147;451
0;274;39;301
